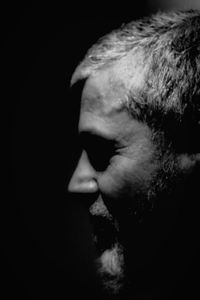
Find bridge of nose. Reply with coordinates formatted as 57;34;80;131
67;150;98;193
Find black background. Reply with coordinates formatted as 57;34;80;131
6;2;200;299
6;2;155;299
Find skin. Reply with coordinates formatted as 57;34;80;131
67;56;199;295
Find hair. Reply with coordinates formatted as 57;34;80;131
73;10;200;154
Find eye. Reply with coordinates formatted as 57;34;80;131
88;140;115;171
80;132;115;171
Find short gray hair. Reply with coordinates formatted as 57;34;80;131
73;10;200;153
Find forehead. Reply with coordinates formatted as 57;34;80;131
81;70;126;116
78;52;147;116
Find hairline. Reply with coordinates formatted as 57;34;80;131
69;10;200;153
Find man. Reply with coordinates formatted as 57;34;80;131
67;10;200;299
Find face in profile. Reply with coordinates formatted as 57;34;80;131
67;58;181;295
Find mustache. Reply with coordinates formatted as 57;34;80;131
89;196;113;219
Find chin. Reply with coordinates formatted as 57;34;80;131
95;242;125;295
89;198;126;295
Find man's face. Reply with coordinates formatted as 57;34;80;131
68;59;178;294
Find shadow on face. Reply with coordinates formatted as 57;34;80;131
67;57;200;298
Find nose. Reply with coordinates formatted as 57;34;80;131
68;150;98;194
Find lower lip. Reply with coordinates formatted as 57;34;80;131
92;225;118;256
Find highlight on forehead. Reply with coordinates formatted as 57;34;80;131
80;72;130;116
70;49;149;120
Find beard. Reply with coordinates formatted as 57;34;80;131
89;150;182;296
95;243;125;295
89;198;125;295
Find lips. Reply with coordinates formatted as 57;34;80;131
90;214;119;255
88;198;126;294
88;196;120;257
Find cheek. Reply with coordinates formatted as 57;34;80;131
98;155;159;199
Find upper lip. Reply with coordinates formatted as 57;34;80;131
89;196;112;219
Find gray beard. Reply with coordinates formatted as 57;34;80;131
95;242;125;295
89;151;181;295
90;198;125;294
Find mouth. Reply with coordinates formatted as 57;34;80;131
90;215;119;255
89;214;125;294
88;196;119;254
88;197;126;294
